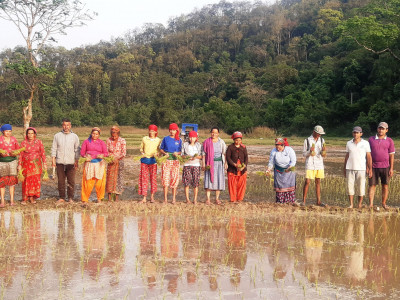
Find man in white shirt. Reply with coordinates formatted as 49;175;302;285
344;126;372;208
302;125;327;206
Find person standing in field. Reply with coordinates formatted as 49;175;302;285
160;123;182;204
181;130;202;204
106;126;126;202
0;124;19;207
344;126;372;208
51;118;80;204
226;131;248;203
302;125;327;206
139;125;161;203
368;122;395;209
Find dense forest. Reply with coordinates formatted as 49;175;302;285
0;0;399;136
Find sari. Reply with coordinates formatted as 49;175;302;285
19;138;46;201
106;136;126;194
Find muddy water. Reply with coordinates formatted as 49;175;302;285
0;210;399;299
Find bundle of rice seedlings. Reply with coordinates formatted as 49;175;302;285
176;155;190;164
311;143;316;156
103;155;114;164
18;169;25;182
238;163;246;169
287;166;296;172
0;149;7;155
156;155;168;165
78;157;87;165
132;155;143;162
11;147;26;156
42;169;49;181
205;165;211;170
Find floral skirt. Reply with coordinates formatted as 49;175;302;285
276;190;296;204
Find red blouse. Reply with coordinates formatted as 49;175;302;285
0;136;19;155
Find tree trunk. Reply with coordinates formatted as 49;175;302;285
23;88;34;133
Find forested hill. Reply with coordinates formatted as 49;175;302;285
1;0;399;136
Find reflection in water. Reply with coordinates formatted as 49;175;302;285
0;211;399;299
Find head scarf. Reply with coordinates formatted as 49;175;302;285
231;131;243;140
88;127;101;142
1;124;12;132
148;124;158;137
275;137;289;146
25;127;37;140
188;130;198;142
169;123;180;140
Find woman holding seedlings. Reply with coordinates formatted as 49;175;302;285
0;124;19;207
18;127;47;205
160;123;182;204
106;126;126;201
139;124;161;203
226;131;248;203
80;127;108;204
202;127;227;205
266;138;297;204
182;130;202;204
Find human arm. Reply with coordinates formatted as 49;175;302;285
51;134;57;167
344;153;349;178
366;152;372;178
302;138;310;158
266;149;276;175
389;153;394;177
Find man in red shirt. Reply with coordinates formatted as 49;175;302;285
368;122;395;209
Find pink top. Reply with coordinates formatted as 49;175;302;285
107;137;126;160
368;135;395;168
80;139;108;158
18;139;46;167
0;136;19;155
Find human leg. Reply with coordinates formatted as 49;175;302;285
228;172;237;202
315;178;321;205
302;178;311;204
56;164;67;200
65;164;76;200
81;168;95;203
346;170;355;208
139;163;149;202
382;184;389;208
237;173;247;201
94;171;106;202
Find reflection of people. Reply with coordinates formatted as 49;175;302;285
0;212;17;286
305;237;324;282
202;127;227;205
106;126;126;201
0;124;19;207
227;216;247;286
22;212;44;275
345;219;367;281
18;127;47;205
182;131;202;204
138;216;157;288
161;217;179;294
368;122;395;209
266;138;296;204
139;125;161;203
80;127;108;203
51;118;80;204
344;126;372;208
226;132;248;203
302;125;327;206
160;123;182;204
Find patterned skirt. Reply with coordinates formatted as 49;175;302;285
106;160;124;194
182;166;201;188
276;190;296;204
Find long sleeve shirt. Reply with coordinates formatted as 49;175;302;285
268;146;296;170
51;131;80;165
80;139;108;158
107;137;126;160
226;143;248;174
302;135;324;170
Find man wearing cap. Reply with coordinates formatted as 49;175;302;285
302;125;327;206
51;118;80;204
344;126;372;208
368;122;395;209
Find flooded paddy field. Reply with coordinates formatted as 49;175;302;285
1;203;400;299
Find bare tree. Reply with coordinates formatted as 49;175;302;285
0;0;95;130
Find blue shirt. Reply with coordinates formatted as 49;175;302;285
160;136;182;153
268;146;296;169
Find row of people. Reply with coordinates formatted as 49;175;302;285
268;123;395;209
0;120;395;207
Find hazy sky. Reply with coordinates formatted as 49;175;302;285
0;0;227;50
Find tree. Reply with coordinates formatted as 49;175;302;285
0;0;95;130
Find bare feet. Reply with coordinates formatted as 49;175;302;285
56;199;65;204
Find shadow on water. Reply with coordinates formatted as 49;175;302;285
0;210;399;299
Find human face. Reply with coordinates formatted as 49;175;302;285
189;136;197;144
91;130;100;140
234;138;242;146
169;129;177;137
312;131;321;140
210;129;219;140
149;130;156;138
275;143;284;152
27;130;35;141
62;122;72;133
111;130;119;140
377;126;388;137
352;131;362;141
2;130;11;138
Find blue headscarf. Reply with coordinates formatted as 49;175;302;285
1;124;12;132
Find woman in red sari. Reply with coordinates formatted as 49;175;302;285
18;127;46;205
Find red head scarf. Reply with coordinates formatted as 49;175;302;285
148;124;158;137
275;137;289;146
169;123;180;140
188;130;198;142
231;131;242;140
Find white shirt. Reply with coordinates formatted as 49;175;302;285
182;142;202;167
303;135;324;170
346;138;371;171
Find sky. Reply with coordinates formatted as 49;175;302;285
0;0;227;51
